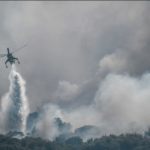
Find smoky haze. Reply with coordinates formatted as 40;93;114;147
0;1;150;140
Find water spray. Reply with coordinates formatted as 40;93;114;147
0;65;30;134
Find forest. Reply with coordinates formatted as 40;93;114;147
1;133;150;150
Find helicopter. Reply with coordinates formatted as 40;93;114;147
0;44;27;68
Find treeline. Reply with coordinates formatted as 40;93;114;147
0;133;150;150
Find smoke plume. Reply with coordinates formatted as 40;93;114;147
1;62;150;142
35;71;150;141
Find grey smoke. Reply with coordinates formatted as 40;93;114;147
1;64;150;141
33;71;150;141
0;2;149;112
0;1;150;141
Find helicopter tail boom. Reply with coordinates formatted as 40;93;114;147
7;48;10;54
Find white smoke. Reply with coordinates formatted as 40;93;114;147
36;71;150;141
93;72;150;135
55;80;79;102
0;65;29;134
36;104;62;140
0;91;12;133
1;61;150;141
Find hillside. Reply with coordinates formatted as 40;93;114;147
1;133;150;150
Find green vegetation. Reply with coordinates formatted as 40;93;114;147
0;133;150;150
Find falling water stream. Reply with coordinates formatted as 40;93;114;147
0;65;30;134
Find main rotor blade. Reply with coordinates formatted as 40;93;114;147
0;54;7;56
0;54;7;58
12;44;27;54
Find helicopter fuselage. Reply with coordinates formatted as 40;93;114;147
5;49;20;67
7;53;15;64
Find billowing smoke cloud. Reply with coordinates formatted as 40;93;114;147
0;65;29;134
94;72;150;134
35;70;150;141
0;1;150;142
0;2;149;112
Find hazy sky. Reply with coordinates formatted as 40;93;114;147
0;1;150;112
